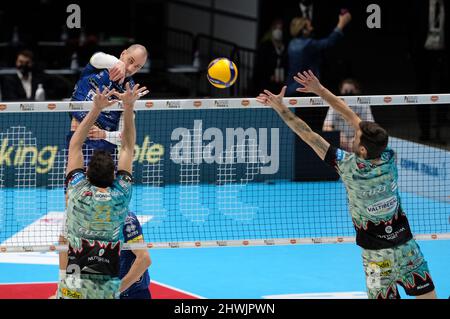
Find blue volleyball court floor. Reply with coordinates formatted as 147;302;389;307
0;181;449;299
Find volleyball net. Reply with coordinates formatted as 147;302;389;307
0;94;449;252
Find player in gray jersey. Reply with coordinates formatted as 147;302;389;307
58;82;147;299
257;70;436;299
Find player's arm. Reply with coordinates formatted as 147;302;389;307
90;52;126;84
116;83;148;173
295;70;361;131
66;88;118;173
257;86;330;160
119;237;152;293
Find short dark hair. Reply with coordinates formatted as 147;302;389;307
17;50;34;61
87;150;115;188
359;121;388;159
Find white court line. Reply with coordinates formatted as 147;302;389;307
150;280;206;299
262;292;368;299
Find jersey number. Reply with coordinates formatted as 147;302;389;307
94;205;111;222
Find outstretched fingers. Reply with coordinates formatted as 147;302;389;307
104;89;116;98
307;69;317;80
296;72;307;81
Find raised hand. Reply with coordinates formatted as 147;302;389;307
109;60;126;84
93;87;118;110
88;126;106;140
256;86;287;112
294;70;323;95
338;11;352;30
116;82;149;109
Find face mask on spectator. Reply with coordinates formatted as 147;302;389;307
272;29;283;41
18;64;31;77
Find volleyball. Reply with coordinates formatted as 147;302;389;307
207;58;238;89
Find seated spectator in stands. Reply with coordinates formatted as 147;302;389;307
1;50;49;101
286;11;351;96
253;19;288;94
323;78;374;151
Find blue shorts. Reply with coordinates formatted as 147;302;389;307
120;289;151;299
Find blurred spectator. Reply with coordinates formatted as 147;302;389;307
409;0;449;144
323;78;374;151
299;0;313;20
1;50;47;101
286;11;351;97
253;19;288;94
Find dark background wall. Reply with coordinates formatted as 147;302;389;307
0;0;449;97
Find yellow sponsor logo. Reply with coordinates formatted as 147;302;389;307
1;135;165;174
370;260;392;269
131;136;164;164
0;138;58;174
61;288;82;299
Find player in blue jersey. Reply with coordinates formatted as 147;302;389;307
69;44;148;152
257;70;436;299
119;212;152;299
58;83;148;299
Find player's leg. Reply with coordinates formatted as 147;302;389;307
395;239;437;299
362;248;399;299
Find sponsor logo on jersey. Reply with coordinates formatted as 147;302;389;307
385;226;393;234
87;255;110;264
127;230;139;238
336;149;345;161
78;227;108;237
70;172;85;186
366;196;398;216
94;191;112;201
125;223;137;234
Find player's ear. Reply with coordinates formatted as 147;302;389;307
359;145;368;159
